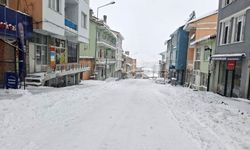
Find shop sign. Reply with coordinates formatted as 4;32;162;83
5;72;19;89
227;60;236;71
50;47;56;69
0;5;32;39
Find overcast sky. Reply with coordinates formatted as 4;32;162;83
90;0;218;66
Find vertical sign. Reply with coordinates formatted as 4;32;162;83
50;47;56;70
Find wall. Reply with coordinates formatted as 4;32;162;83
42;0;65;36
0;40;16;87
78;0;89;43
8;0;43;29
79;58;94;80
83;20;96;58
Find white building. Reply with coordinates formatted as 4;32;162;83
112;30;124;79
24;0;90;87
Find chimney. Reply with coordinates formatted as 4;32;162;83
89;9;94;17
125;51;130;56
103;15;107;23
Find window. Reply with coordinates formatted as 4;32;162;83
49;0;60;13
220;20;231;45
222;0;234;8
0;0;7;5
232;15;245;42
204;49;210;61
81;12;87;29
68;42;78;63
194;48;201;70
35;45;48;65
195;48;201;61
200;73;208;87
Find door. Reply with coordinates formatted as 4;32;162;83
225;71;233;97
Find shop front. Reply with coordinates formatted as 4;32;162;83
0;5;32;88
212;53;245;97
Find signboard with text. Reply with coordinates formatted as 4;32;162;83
0;5;32;39
5;72;19;89
227;60;236;71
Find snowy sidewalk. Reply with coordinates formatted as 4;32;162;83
0;79;249;150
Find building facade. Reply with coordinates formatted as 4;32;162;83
8;0;90;87
184;11;218;90
112;30;124;79
168;26;189;85
212;0;250;98
159;51;167;78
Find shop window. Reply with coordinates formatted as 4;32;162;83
56;48;66;64
36;45;48;65
218;61;226;94
68;42;78;63
233;61;242;96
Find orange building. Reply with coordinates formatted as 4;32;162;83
184;11;218;88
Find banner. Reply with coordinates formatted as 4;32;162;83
0;5;33;39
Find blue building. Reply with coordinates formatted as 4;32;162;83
168;26;189;85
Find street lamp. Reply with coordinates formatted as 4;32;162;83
205;46;212;92
97;1;116;19
94;1;115;80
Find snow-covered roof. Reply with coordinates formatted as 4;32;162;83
212;53;246;60
184;10;218;30
187;10;218;24
190;34;216;46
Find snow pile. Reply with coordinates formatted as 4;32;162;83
0;79;249;150
157;85;250;150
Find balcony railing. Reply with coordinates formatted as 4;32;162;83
97;37;116;48
65;18;78;31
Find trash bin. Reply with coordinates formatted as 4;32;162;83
171;77;177;86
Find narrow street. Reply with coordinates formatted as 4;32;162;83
0;79;250;150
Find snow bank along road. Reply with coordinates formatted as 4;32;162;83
0;79;250;150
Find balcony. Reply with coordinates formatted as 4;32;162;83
96;58;116;65
65;18;78;31
97;39;117;50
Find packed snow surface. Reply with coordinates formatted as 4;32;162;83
0;79;250;150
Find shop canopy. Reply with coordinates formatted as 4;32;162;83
211;53;246;61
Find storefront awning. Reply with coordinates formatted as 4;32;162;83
211;53;246;61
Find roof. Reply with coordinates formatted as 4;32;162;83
187;10;218;24
190;34;216;46
159;51;167;56
184;10;218;30
111;30;125;40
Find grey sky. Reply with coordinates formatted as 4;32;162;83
90;0;218;66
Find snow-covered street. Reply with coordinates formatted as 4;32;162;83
0;79;250;150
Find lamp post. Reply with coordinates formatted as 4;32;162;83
94;1;115;80
97;1;116;19
205;46;212;92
